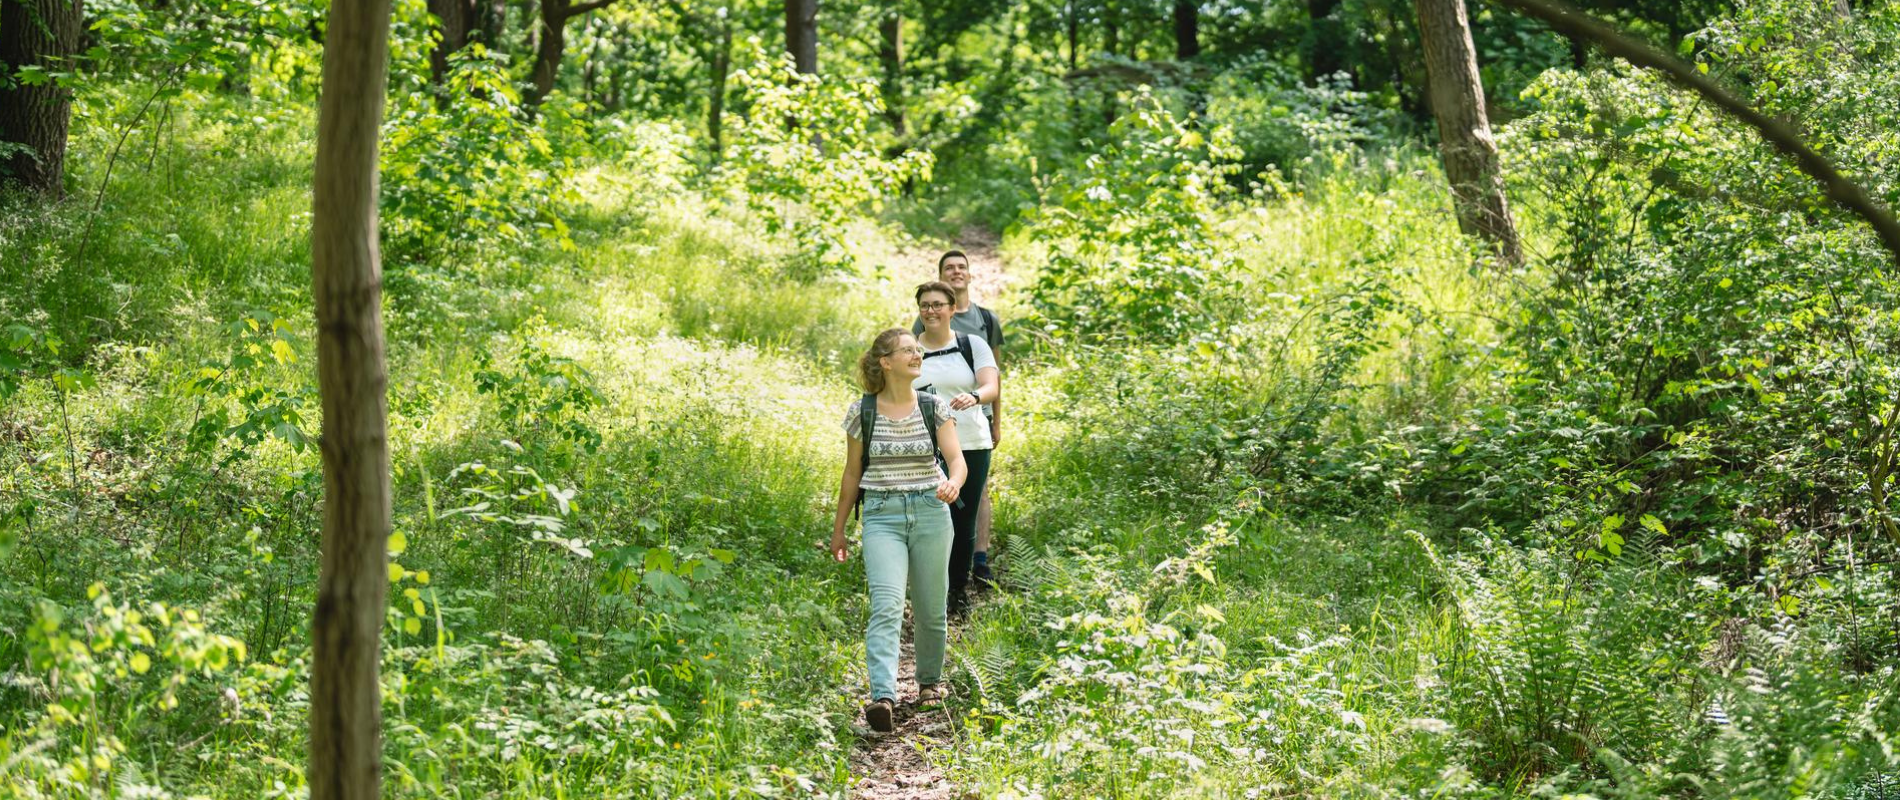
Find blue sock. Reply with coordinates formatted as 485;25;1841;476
973;551;988;567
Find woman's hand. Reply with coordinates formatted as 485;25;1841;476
936;479;962;505
950;391;980;411
829;530;850;563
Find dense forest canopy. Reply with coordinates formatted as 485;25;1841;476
5;0;1900;797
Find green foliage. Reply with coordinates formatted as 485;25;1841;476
8;584;248;797
1207;61;1402;187
472;325;605;462
183;310;313;464
1021;89;1245;343
381;46;582;258
719;45;933;277
9;1;1900;797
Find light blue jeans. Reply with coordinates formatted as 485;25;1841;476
860;489;953;702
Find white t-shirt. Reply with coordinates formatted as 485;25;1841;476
913;334;997;451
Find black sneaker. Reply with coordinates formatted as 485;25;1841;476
865;698;895;732
947;595;970;621
972;560;995;592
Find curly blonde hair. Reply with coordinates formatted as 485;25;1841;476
858;328;910;394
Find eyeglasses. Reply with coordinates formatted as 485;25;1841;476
918;301;951;312
891;346;925;356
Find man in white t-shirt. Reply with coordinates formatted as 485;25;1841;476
912;250;1003;590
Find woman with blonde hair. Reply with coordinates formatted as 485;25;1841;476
830;328;966;732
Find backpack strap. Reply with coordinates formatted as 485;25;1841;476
919;392;940;447
854;393;876;519
956;333;974;374
979;306;1000;349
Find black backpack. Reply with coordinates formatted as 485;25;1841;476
855;392;959;518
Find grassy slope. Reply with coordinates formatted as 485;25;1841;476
0;95;1488;797
0;98;947;797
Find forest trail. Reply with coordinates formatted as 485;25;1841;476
888;226;1009;301
848;638;959;799
846;227;1007;799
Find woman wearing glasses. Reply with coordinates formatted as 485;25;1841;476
831;328;966;732
913;281;1000;619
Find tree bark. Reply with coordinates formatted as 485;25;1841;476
708;16;731;160
1174;0;1199;60
1417;0;1523;266
306;0;393;798
425;0;474;89
785;0;817;74
0;0;84;199
528;0;617;107
1067;0;1079;71
879;7;904;136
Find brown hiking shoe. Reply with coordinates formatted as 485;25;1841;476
865;698;895;732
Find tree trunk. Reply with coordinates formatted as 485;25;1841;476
879;8;904;136
1067;0;1079;71
708;17;731;161
478;0;505;44
784;0;817;74
527;0;616;107
1416;0;1523;266
529;0;568;105
1305;0;1344;81
0;0;84;199
426;0;474;89
1174;0;1199;60
306;0;394;798
1103;0;1119;57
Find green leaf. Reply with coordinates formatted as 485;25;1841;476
645;547;676;574
642;569;690;599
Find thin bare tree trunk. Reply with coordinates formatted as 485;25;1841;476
785;0;817;74
1417;0;1523;266
1174;0;1199;60
708;17;731;160
0;0;84;198
530;0;570;105
307;0;394;797
879;8;905;136
1067;0;1079;71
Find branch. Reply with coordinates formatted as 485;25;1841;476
1489;0;1900;269
569;0;617;17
